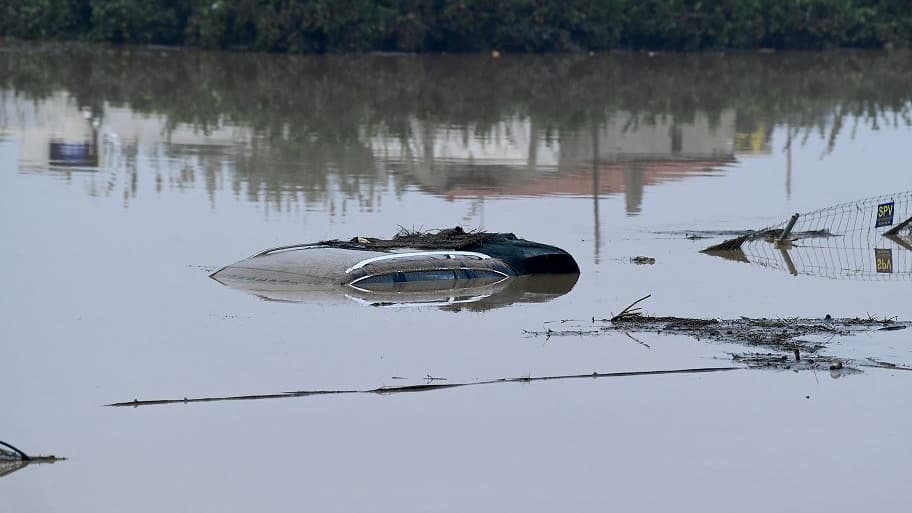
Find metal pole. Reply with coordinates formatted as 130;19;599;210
777;213;800;244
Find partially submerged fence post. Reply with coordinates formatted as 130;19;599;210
777;213;800;244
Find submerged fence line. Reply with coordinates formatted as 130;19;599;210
708;190;912;280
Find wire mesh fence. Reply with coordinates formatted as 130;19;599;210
705;190;912;280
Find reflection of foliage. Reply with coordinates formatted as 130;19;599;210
2;46;909;135
2;1;912;51
0;46;910;205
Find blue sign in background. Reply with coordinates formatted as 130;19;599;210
876;201;895;228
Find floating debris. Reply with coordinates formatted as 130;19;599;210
630;256;656;265
729;353;865;378
528;311;906;352
110;290;912;409
526;295;910;373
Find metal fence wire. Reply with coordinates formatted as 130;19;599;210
709;190;912;280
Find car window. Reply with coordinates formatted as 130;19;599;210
456;269;505;280
354;273;398;285
354;268;506;287
401;270;456;282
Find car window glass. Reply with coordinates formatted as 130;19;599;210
401;270;456;282
355;273;397;285
458;269;504;280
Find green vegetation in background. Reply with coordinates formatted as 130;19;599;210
1;0;911;51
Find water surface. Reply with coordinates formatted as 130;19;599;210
1;46;911;512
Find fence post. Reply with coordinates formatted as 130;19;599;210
776;213;800;245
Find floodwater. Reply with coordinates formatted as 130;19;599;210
1;45;911;511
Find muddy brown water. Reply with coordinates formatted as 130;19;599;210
2;45;911;511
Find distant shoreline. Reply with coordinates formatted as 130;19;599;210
1;39;906;57
2;1;910;53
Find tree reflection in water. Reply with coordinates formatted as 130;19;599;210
0;46;910;212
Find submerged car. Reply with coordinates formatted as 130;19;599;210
210;228;580;309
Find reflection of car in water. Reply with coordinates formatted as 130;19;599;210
210;229;580;309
